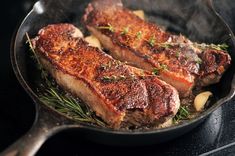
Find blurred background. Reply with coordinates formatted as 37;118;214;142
0;0;235;155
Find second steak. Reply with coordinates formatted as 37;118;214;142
83;0;231;97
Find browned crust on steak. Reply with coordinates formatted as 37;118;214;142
32;23;180;129
83;0;231;96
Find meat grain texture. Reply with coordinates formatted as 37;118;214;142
32;24;180;129
83;0;231;97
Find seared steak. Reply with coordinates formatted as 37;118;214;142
83;0;231;97
32;24;180;129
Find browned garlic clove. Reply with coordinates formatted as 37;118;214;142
194;91;213;111
133;10;145;20
85;35;102;49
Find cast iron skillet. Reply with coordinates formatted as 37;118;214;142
2;0;235;155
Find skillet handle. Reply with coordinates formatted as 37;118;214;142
0;105;73;156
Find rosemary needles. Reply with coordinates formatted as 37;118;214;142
26;33;106;127
39;85;106;127
173;106;190;124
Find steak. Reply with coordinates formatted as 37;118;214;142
83;0;231;97
32;23;180;129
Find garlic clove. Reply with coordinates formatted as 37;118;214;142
72;28;84;38
158;118;173;128
85;35;102;49
133;10;145;20
194;91;213;111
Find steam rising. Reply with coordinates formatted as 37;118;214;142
214;0;235;32
123;0;228;43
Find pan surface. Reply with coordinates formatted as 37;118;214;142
3;0;235;155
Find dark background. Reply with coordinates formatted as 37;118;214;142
1;0;235;155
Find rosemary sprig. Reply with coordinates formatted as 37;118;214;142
121;27;129;35
143;55;151;59
195;58;203;65
100;60;124;70
151;64;168;76
175;51;180;58
173;106;190;124
96;24;229;52
101;75;126;82
149;36;156;47
152;68;159;75
160;64;168;71
194;43;229;51
39;85;105;127
26;33;106;127
101;76;114;82
97;23;115;32
158;43;172;49
136;31;142;40
26;33;50;85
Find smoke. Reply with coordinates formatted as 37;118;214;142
213;0;235;32
123;0;229;43
30;0;233;45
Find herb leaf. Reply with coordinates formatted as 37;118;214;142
40;85;106;127
193;43;229;51
195;58;202;65
173;106;190;124
160;64;168;71
152;68;159;75
121;27;129;35
218;43;229;51
175;51;180;58
97;23;115;32
149;36;156;47
26;33;51;85
158;43;172;49
136;31;142;40
101;75;126;82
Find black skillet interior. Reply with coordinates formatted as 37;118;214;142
13;0;235;145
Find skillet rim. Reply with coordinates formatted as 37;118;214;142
11;0;235;135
